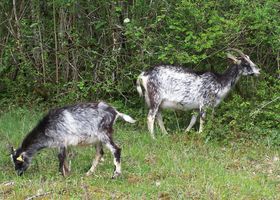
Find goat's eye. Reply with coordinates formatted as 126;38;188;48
242;59;250;66
246;66;253;72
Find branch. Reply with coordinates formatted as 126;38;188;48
250;96;280;117
25;192;51;200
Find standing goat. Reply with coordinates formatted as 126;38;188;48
10;102;136;178
136;49;260;139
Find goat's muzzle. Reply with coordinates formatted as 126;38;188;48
253;68;261;77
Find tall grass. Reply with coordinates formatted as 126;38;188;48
0;108;279;199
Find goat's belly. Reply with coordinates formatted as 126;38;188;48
160;100;199;110
64;134;99;146
182;102;199;110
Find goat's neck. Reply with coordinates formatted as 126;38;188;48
220;64;242;88
214;65;242;103
22;143;46;158
20;130;48;158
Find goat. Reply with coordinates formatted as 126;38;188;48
136;48;260;139
10;102;136;178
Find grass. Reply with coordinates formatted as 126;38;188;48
0;107;280;199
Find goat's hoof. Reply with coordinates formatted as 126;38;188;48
60;167;70;177
85;171;93;176
61;171;70;177
111;172;121;179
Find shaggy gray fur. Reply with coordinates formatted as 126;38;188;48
137;49;260;138
11;102;135;178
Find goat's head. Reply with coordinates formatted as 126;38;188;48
227;48;260;76
10;147;30;176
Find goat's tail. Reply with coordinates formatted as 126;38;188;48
116;111;136;123
136;72;145;97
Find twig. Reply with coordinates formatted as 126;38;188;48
195;27;248;69
250;96;280;117
1;181;15;187
25;192;51;200
66;60;83;80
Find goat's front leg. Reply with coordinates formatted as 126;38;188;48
105;140;121;179
185;112;198;132
199;110;206;133
58;146;70;176
156;111;168;135
86;142;104;176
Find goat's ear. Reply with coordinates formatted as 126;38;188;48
7;144;16;155
227;53;241;65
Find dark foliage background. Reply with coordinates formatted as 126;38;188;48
0;0;279;144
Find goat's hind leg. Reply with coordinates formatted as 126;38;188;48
105;140;121;179
58;146;70;176
147;105;160;139
86;142;104;176
156;111;168;135
199;110;206;133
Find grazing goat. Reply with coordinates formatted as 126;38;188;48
10;102;136;178
136;48;260;139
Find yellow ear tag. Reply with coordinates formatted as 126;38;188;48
16;155;24;162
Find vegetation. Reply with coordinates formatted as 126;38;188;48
0;108;280;199
0;0;279;198
0;0;279;144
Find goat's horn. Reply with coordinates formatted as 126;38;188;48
7;143;15;155
227;53;237;60
227;48;245;57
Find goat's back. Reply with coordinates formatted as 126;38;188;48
34;102;118;147
141;65;222;109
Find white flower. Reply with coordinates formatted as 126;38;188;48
155;180;161;187
124;18;130;23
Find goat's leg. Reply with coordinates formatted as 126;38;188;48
105;140;121;179
86;142;104;176
199;110;206;133
58;147;70;176
156;111;168;135
100;146;105;162
185;113;198;132
147;107;159;139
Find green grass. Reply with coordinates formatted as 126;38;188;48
0;108;279;199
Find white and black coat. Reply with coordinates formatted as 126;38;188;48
11;102;136;178
137;49;260;139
